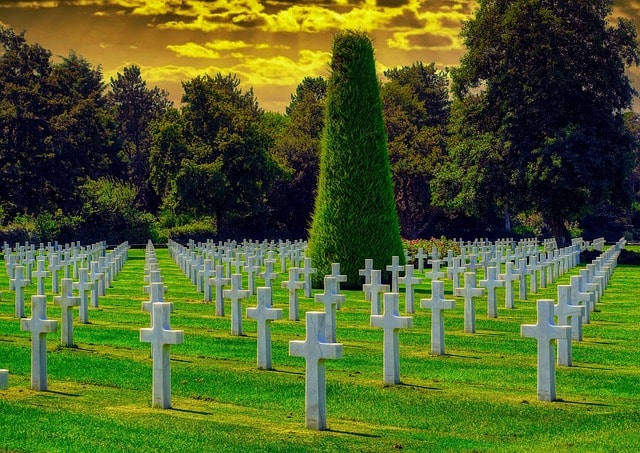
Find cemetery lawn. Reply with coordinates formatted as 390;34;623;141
1;246;639;452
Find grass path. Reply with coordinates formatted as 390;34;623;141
0;246;639;452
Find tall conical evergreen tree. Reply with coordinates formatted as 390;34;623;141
308;30;404;288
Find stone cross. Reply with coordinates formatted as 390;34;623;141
386;256;404;293
329;263;347;294
498;261;521;309
140;302;184;409
521;299;571;402
49;253;62;294
20;295;58;391
479;266;505;318
299;258;317;299
289;311;343;430
142;282;167;316
245;255;261;295
516;258;528;300
246;286;282;370
224;274;252;335
89;260;103;307
570;275;594;326
414;248;428;272
53;278;80;347
528;255;542;294
362;269;389;316
209;264;230;316
200;259;216;302
420;280;455;355
370;292;413;385
454;272;485;333
398;264;421;314
554;285;585;367
358;258;375;301
259;259;278;289
33;258;49;296
424;259;446;281
11;265;29;318
447;257;465;290
314;276;345;343
282;267;305;321
74;268;94;324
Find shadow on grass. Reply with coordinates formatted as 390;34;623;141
571;364;613;371
441;353;481;360
46;390;80;397
555;399;610;407
270;368;304;376
171;407;213;416
398;382;442;391
326;428;381;438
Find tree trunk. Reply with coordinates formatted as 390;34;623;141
504;208;512;234
546;215;571;248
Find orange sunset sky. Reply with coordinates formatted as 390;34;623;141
1;0;640;112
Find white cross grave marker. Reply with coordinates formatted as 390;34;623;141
314;276;345;343
224;274;252;335
454;272;485;333
54;278;81;347
520;299;571;402
370;292;413;385
20;295;58;391
554;285;585;367
398;264;421;314
299;258;317;299
289;311;343;430
499;261;521;309
140;302;184;409
386;256;404;293
479;266;505;318
282;267;305;321
209;264;230;316
420;280;455;355
33;258;49;296
358;258;374;301
246;287;282;370
74;268;93;324
362;269;389;316
11;265;29;318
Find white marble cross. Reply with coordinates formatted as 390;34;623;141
209;264;230;316
454;272;484;333
314;276;345;343
299;258;317;299
521;299;571;402
49;253;62;294
224;274;252;335
446;257;465;290
362;269;389;316
420;280;455;355
245;255;261;295
259;259;278;289
140;302;184;409
246;287;282;370
289;311;343;430
89;260;103;307
200;259;216;301
358;258;375;301
386;256;404;293
414;248;428;272
370;293;413;385
498;261;521;309
74;267;94;324
54;278;81;347
398;264;421;314
516;258;528;300
282;267;305;321
424;259;446;281
33;258;49;296
479;266;505;318
11;265;29;318
570;275;594;326
329;263;347;294
554;285;585;367
20;295;58;391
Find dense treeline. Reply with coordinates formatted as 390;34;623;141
1;1;639;245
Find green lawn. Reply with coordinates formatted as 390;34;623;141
1;245;639;452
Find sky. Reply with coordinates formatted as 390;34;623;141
1;0;640;112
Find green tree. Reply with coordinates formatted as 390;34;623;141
109;65;172;212
308;31;404;287
451;0;640;245
267;76;327;236
381;62;450;239
178;73;277;236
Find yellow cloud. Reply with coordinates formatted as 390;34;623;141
166;42;221;59
233;49;331;86
0;1;59;8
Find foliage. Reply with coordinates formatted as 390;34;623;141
450;0;640;246
382;62;450;239
402;236;461;262
165;217;217;244
308;31;404;287
267;77;327;236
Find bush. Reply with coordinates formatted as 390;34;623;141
403;236;461;262
166;217;217;244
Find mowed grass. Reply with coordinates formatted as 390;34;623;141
1;245;639;452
